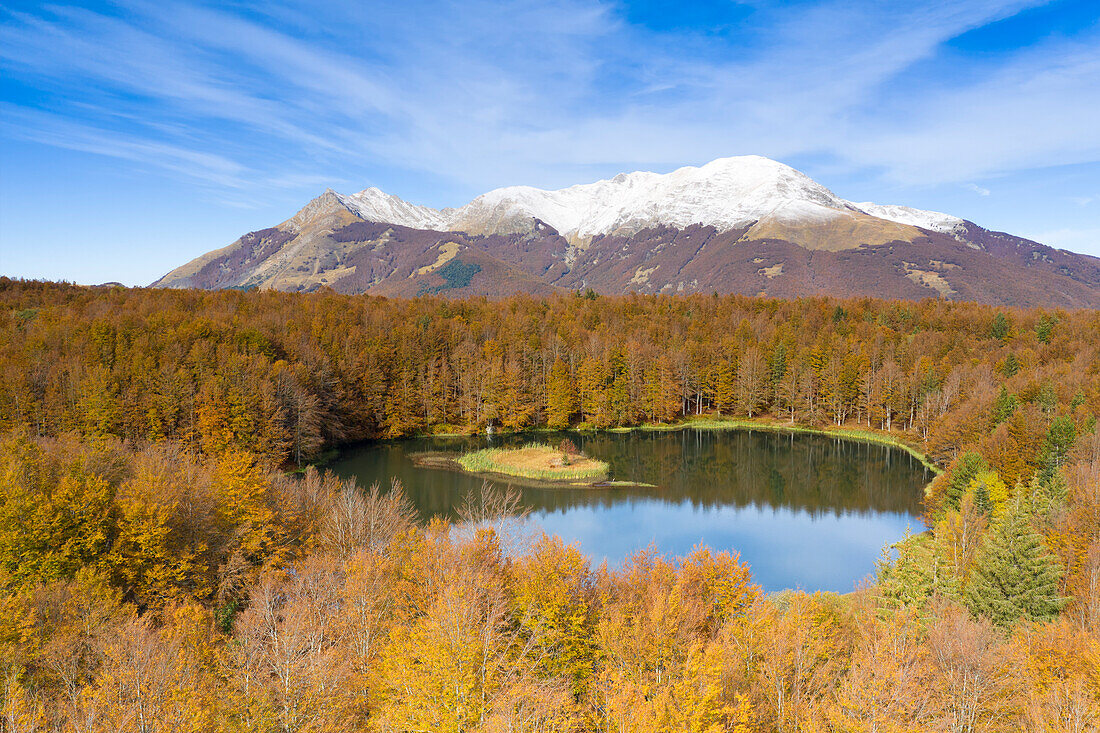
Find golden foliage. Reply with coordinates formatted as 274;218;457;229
2;281;1100;731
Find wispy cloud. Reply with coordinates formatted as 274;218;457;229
0;104;250;188
1;0;1097;201
843;30;1100;183
966;183;992;196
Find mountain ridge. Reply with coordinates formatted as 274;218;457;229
153;156;1100;308
327;156;965;241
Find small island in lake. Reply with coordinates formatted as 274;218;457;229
412;440;652;489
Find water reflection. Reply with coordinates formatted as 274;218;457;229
328;429;929;592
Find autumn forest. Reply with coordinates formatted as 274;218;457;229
1;277;1099;732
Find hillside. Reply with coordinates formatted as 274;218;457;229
154;156;1100;307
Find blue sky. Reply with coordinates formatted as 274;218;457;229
2;0;1099;286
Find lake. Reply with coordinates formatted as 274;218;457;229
328;428;931;593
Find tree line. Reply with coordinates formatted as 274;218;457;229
3;279;1096;474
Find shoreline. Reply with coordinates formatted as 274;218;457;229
620;417;942;476
303;416;941;495
420;416;941;476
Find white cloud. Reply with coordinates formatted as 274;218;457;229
0;104;250;188
966;183;992;196
842;36;1100;183
1;0;1095;200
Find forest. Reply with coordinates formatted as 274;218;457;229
0;276;1098;731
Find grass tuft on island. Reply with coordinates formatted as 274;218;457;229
457;442;609;482
410;442;656;489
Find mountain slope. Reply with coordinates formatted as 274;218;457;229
154;157;1100;307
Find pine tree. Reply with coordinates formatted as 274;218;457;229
1041;414;1076;478
942;451;988;513
967;470;1008;518
989;386;1018;428
1035;380;1058;414
876;528;959;614
999;352;1020;377
963;502;1066;628
990;312;1011;341
1019;471;1067;522
1035;313;1058;344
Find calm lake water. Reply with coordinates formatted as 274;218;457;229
328;429;931;593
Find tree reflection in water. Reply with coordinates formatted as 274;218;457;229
330;429;929;592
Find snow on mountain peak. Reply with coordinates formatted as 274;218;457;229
332;156;966;239
337;187;447;231
447;155;856;238
851;202;964;234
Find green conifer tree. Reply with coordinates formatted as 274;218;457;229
990;312;1011;341
1035;380;1058;414
999;352;1020;377
1035;313;1058;344
1041;414;1076;479
1020;472;1068;526
1070;390;1086;410
943;452;988;512
990;386;1018;428
876;528;958;614
967;470;1008;518
990;310;1012;338
963;502;1065;628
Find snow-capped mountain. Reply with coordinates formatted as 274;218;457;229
336;188;448;231
327;155;960;241
153;156;1100;308
851;201;963;235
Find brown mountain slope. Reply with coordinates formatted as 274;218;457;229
548;223;1100;307
155;191;1100;307
153;193;564;297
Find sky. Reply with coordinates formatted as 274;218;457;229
1;0;1099;286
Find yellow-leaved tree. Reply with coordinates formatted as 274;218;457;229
81;603;224;733
212;448;285;568
508;535;596;697
592;547;759;732
108;451;214;605
374;524;516;733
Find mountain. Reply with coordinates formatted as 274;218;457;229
154;156;1100;307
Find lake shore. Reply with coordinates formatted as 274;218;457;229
423;415;941;476
607;417;942;476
